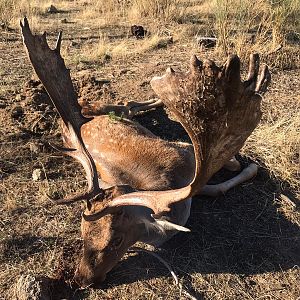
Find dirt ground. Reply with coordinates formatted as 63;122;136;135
0;3;299;300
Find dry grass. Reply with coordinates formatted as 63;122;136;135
243;91;300;193
0;0;77;30
76;0;188;25
0;0;42;28
212;0;300;58
77;33;173;63
70;0;300;69
129;0;187;22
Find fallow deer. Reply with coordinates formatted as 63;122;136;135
20;18;270;288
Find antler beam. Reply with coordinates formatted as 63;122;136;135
20;17;104;204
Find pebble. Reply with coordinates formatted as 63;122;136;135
47;5;59;14
10;105;24;119
32;169;45;181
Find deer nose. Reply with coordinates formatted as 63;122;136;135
74;272;93;289
74;270;107;288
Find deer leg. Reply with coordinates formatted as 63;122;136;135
223;156;241;171
200;163;258;197
80;102;131;118
80;98;163;119
125;98;163;117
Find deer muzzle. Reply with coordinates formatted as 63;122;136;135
74;262;107;288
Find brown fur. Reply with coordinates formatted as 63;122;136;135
63;116;195;190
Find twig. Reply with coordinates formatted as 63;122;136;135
129;246;198;300
266;44;282;55
129;246;178;284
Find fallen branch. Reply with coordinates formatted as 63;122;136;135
129;246;198;300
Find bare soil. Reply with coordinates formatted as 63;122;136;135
0;4;299;300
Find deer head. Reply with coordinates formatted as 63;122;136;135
21;18;270;287
75;188;145;286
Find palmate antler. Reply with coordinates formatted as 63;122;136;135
151;54;270;195
20;17;104;205
83;53;270;221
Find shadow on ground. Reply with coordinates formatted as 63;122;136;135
104;169;300;279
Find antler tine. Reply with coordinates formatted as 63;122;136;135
224;54;241;86
246;53;260;82
255;64;271;94
55;31;63;53
52;125;104;205
82;186;193;221
20;17;87;130
190;54;202;72
243;53;261;95
21;17;104;205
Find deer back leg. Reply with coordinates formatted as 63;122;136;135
223;156;241;171
200;163;258;197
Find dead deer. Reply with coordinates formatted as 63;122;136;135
21;18;270;288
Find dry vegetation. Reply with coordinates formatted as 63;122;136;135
0;0;299;299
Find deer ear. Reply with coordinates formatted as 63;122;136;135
155;219;191;232
140;217;190;235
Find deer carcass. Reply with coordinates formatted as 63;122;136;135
20;18;270;288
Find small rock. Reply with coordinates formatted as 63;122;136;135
13;275;51;300
131;25;147;39
47;5;59;14
196;36;217;48
32;169;45;181
15;94;22;101
61;18;67;23
11;105;24;119
0;100;6;108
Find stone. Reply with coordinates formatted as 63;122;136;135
131;25;147;39
47;5;59;14
32;169;45;181
196;36;217;48
10;105;24;119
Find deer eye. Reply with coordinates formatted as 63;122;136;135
111;236;123;249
